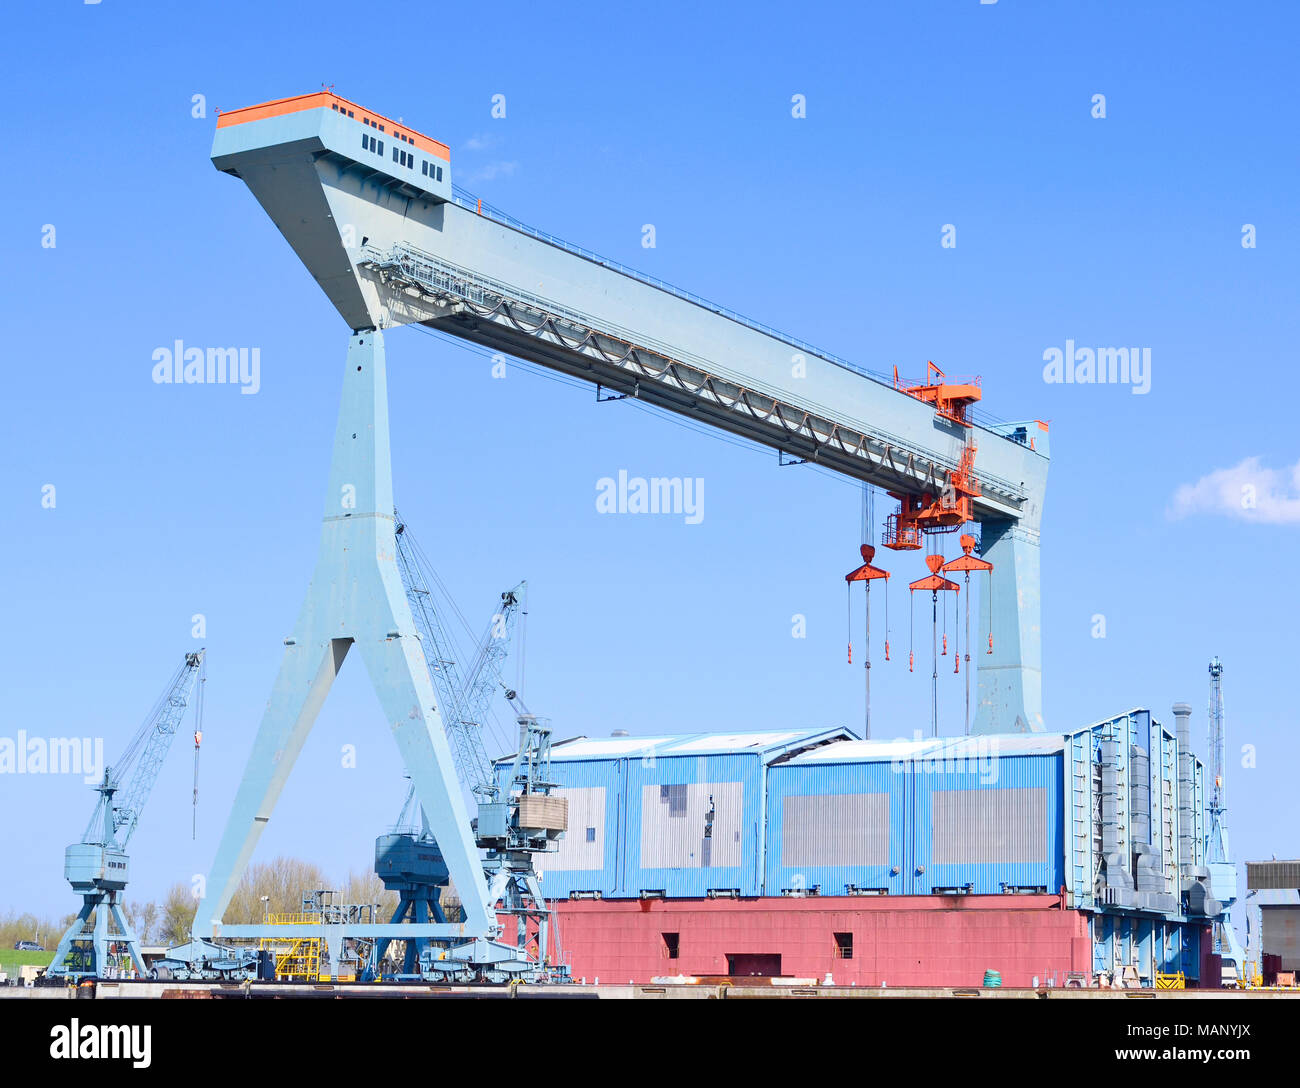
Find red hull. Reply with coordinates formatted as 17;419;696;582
555;894;1092;987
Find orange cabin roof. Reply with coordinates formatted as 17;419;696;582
216;91;450;162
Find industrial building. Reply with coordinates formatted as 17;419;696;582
517;709;1227;987
1246;860;1300;983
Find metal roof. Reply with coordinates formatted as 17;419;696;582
783;733;1066;765
535;727;854;763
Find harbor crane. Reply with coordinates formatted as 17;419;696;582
1204;657;1245;982
187;89;1050;976
47;650;205;981
370;517;565;981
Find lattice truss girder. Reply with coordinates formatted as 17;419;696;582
358;246;1027;520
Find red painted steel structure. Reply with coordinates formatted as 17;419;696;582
555;895;1092;987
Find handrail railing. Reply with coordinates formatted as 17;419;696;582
358;241;1028;504
448;184;1010;430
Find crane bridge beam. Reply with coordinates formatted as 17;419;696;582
358;243;1031;521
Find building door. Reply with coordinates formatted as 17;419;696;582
727;953;782;977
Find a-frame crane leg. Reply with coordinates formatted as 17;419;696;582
192;330;492;940
973;517;1044;734
108;896;148;977
48;897;95;979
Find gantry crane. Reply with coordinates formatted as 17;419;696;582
47;651;205;981
188;89;1050;976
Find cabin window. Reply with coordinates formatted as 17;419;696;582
436;166;443;181
347;110;354;118
393;147;399;162
331;103;338;111
377;140;383;155
378;124;384;132
421;161;427;176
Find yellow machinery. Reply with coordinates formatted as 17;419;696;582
258;911;324;982
257;891;377;981
1154;971;1186;990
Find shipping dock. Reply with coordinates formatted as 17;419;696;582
21;87;1289;999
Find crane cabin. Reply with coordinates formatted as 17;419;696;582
214;91;452;204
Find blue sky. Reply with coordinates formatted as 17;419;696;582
2;0;1297;921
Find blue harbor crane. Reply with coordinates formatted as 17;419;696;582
393;512;519;804
369;514;543;979
1204;657;1245;982
46;651;205;981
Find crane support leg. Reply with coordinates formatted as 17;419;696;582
974;518;1044;734
192;330;492;940
109;897;148;978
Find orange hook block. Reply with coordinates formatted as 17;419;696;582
941;534;994;574
846;544;891;584
885;640;891;662
908;651;914;673
987;632;994;654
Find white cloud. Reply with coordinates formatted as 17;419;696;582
463;133;500;151
1169;456;1300;524
460;161;518;183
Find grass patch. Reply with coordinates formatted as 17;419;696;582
0;949;52;974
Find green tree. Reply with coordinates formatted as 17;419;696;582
158;883;198;945
123;899;159;945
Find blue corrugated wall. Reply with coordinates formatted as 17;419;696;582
765;753;1063;896
763;759;907;895
622;753;762;897
518;752;764;898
